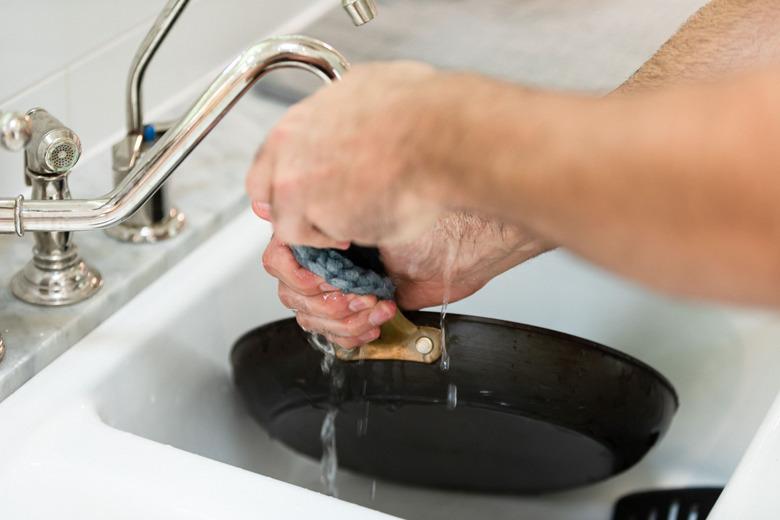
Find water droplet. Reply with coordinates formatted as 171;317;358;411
439;299;451;372
439;235;462;372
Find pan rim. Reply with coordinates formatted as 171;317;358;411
405;311;679;407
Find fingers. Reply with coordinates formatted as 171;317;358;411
295;300;397;349
296;308;379;341
278;282;377;320
262;236;325;296
275;214;350;250
262;235;398;349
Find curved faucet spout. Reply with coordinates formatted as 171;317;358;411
0;36;350;235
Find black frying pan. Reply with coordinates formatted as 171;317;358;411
231;248;678;494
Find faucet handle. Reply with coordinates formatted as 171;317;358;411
0;111;32;152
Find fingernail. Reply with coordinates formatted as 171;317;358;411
252;201;272;220
349;298;370;312
320;283;338;292
369;307;390;326
359;329;381;343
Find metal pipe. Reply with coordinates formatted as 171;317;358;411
0;36;350;234
126;0;191;134
127;0;372;134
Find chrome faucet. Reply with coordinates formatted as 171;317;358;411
108;0;376;243
0;34;349;360
0;36;349;235
105;0;191;243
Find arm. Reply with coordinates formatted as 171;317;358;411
433;0;780;305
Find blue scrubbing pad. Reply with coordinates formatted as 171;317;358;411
290;245;395;300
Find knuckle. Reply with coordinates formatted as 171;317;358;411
295;295;312;314
273;176;299;203
277;288;295;310
344;318;368;337
261;249;275;275
328;334;358;350
277;221;306;246
265;124;288;149
290;266;321;295
295;314;311;331
313;289;348;316
324;305;351;320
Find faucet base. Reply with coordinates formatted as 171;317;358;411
105;206;185;244
11;254;102;307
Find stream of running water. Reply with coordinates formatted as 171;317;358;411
439;232;463;373
305;333;342;497
305;231;464;496
320;407;339;497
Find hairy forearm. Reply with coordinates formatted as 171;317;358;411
621;0;780;92
428;0;780;302
417;0;780;306
436;0;780;257
431;67;780;306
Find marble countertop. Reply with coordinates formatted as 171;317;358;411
0;0;707;401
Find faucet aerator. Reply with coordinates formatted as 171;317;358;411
343;0;378;26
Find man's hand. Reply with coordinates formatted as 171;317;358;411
257;204;550;348
246;61;448;248
261;234;396;349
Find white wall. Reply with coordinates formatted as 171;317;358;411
0;0;333;195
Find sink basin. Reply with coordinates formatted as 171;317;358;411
3;208;780;518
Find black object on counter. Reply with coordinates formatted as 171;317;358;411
612;487;723;519
231;311;678;494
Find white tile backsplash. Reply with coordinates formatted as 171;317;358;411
0;0;333;196
0;0;164;102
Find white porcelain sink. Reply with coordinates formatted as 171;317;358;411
2;208;780;519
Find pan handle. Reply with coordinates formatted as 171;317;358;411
290;245;442;363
